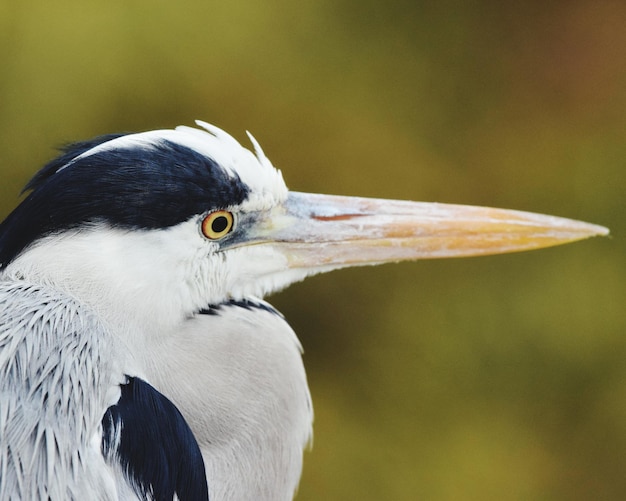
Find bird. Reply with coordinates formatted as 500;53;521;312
0;120;607;500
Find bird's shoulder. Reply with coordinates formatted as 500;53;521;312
0;280;210;500
0;280;124;499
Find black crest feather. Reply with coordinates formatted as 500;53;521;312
0;133;249;268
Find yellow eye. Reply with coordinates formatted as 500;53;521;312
201;210;234;240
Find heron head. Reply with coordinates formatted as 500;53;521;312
0;121;608;325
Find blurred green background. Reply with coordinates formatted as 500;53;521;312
1;1;624;499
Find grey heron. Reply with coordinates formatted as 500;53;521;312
0;121;607;500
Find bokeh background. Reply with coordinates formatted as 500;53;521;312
1;1;624;499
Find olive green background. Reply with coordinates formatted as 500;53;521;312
1;2;624;499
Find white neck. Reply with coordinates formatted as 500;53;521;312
3;224;313;500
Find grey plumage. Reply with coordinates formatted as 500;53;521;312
0;282;122;499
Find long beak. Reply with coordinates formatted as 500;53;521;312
253;192;608;271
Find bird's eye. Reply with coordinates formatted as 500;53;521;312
201;211;234;240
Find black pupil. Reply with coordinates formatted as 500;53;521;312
211;215;229;234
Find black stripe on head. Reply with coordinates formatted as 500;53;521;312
0;134;250;267
102;377;209;501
